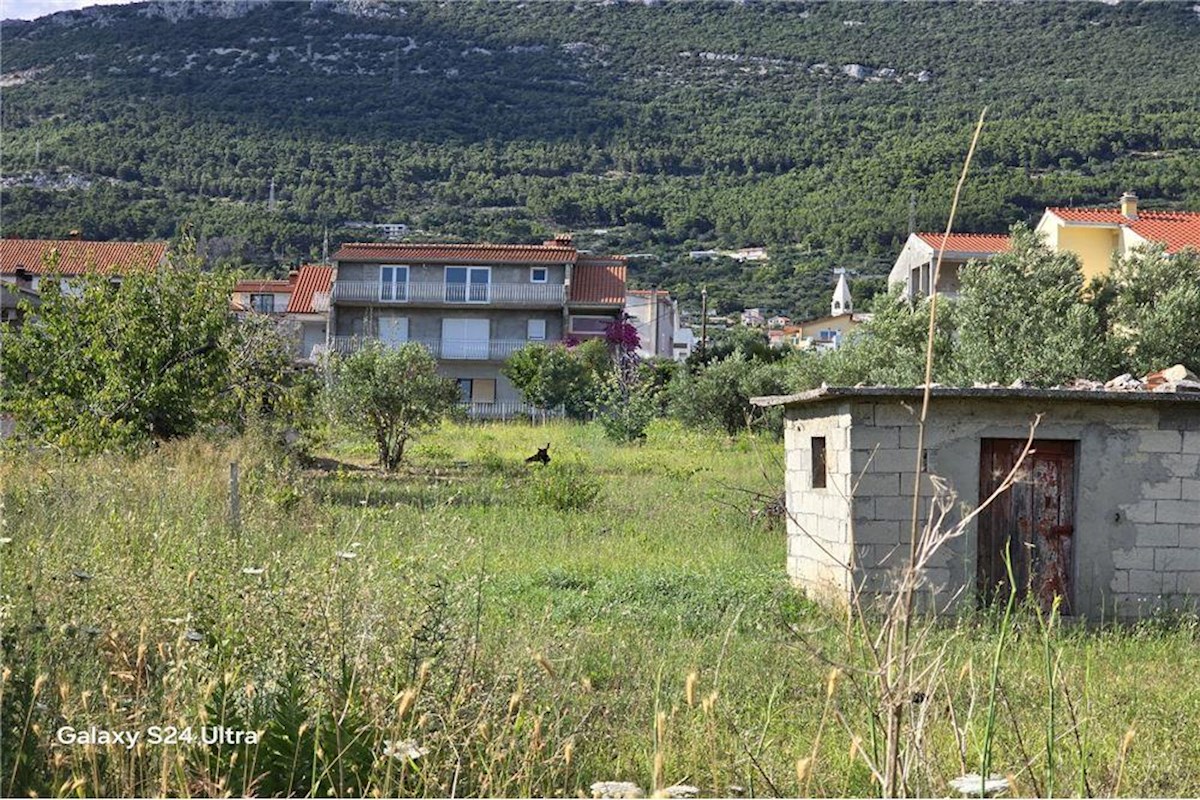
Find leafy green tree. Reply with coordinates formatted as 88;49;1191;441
224;312;318;435
787;288;957;390
592;370;659;443
669;354;787;434
501;343;592;417
0;251;233;451
325;343;459;470
953;224;1102;386
1105;245;1200;375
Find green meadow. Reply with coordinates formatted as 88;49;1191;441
3;420;1200;797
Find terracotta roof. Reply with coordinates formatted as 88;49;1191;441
1048;207;1200;253
0;238;168;275
571;258;627;305
233;279;293;294
915;233;1011;255
287;265;333;314
334;242;578;265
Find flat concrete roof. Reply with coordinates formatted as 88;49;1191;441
751;385;1200;407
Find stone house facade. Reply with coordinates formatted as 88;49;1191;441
753;386;1200;619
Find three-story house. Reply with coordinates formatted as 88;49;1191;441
329;236;626;416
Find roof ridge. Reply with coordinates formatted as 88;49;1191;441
339;241;576;250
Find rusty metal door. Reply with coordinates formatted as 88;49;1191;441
977;439;1076;613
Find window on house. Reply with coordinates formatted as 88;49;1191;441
456;378;497;405
527;319;547;341
530;267;548;283
380;265;409;301
811;437;827;489
250;293;275;313
445;266;490;303
569;316;612;335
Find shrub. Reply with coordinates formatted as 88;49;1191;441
669;354;787;435
526;461;602;511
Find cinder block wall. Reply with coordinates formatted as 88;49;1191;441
782;403;855;605
785;397;1200;619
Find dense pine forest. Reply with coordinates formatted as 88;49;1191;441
3;0;1200;317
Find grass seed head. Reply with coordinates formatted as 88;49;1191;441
825;668;841;699
796;757;811;784
684;671;698;707
534;651;555;678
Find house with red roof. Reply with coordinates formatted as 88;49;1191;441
888;232;1012;299
231;264;333;361
0;237;169;326
329;236;627;416
1035;192;1200;282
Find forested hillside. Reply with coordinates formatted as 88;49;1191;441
3;0;1200;317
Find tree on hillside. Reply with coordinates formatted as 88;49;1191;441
0;246;234;451
953;224;1103;386
325;343;459;470
1104;245;1200;375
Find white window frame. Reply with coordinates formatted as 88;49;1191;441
527;318;547;341
530;267;548;284
249;293;276;313
380;265;409;302
444;266;491;304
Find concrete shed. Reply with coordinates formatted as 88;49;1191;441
752;386;1200;619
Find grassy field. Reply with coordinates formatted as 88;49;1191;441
3;419;1200;797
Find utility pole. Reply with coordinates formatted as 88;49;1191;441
268;177;276;212
908;190;917;236
322;226;329;264
700;286;708;361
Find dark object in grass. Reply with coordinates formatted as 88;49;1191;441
912;691;926;705
525;443;551;466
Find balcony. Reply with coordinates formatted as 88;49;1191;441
328;336;559;361
332;281;565;307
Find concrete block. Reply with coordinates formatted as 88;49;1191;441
1183;480;1200;503
1184;431;1200;454
853;426;900;450
873;403;919;428
876;495;920;522
870;447;922;474
1161;453;1200;478
1181;524;1200;546
1157;500;1199;525
1143;478;1183;500
1154;548;1200;572
1176;572;1200;593
1141;430;1183;453
1137;523;1180;547
1113;547;1154;570
852;496;874;520
1123;500;1158;524
853;519;901;545
851;471;902;498
1128;569;1163;594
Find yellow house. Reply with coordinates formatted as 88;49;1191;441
790;272;870;350
1035;192;1200;282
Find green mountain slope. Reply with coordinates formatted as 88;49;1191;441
3;0;1200;317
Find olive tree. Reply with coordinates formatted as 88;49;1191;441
326;342;459;470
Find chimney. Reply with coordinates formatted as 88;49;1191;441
544;233;573;248
1120;191;1138;220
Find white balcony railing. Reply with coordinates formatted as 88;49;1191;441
332;281;565;306
328;336;559;361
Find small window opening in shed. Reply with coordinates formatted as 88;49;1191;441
811;437;827;488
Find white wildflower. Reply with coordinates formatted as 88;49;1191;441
336;551;357;560
0;537;12;545
592;781;645;799
241;567;265;575
381;739;427;761
949;774;1010;798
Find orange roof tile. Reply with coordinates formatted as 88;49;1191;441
334;242;578;265
233;279;293;294
1048;207;1200;253
287;265;333;314
0;238;168;275
915;233;1011;255
571;257;627;305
